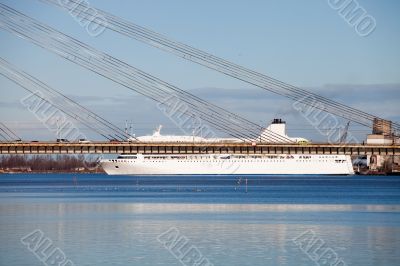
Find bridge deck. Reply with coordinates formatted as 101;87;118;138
0;142;399;155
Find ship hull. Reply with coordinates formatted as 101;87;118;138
100;154;354;175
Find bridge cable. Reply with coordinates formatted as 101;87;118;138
41;0;400;133
0;4;294;143
0;58;132;141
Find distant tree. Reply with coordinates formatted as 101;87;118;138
0;155;101;172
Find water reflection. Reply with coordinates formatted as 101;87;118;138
1;174;400;265
1;202;399;266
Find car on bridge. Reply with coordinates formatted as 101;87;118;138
78;139;91;144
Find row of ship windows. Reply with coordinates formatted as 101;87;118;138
111;160;346;163
117;156;341;160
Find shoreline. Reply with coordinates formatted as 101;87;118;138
1;170;399;176
0;169;105;174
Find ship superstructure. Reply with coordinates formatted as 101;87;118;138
101;119;354;175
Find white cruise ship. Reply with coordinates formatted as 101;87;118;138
100;119;354;175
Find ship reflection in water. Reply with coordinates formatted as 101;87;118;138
0;174;399;266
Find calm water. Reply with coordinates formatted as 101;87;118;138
0;174;399;266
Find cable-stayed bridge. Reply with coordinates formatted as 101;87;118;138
0;2;398;156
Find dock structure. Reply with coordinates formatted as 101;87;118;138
0;142;399;156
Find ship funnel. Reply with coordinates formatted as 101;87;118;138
267;119;286;136
258;118;308;144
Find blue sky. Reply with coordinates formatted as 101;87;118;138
0;0;399;141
